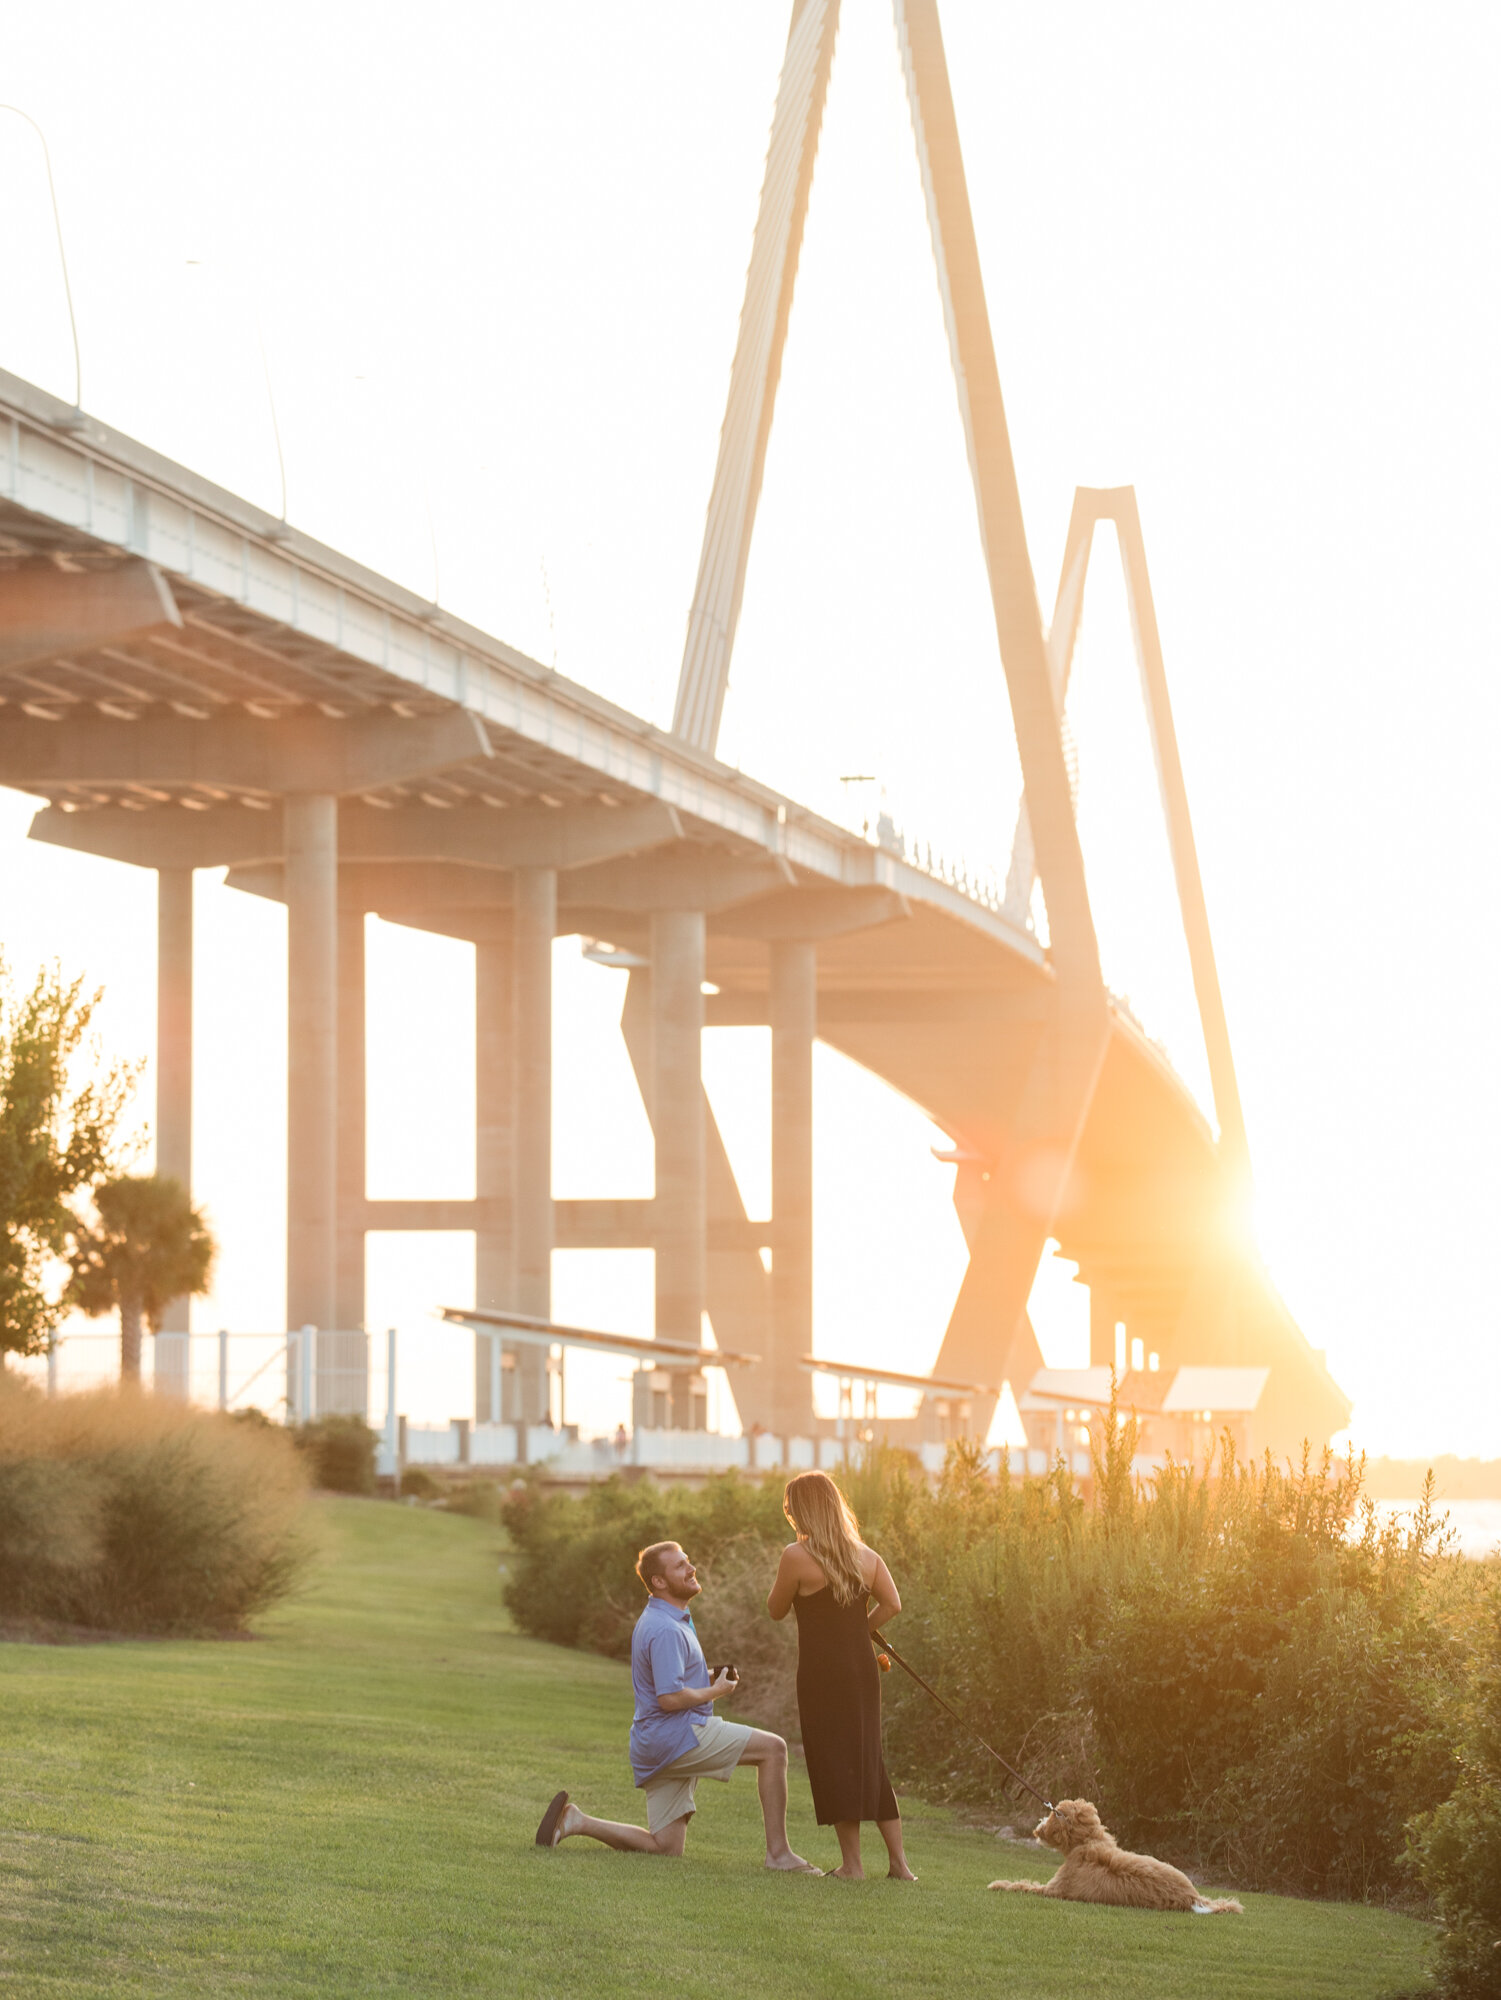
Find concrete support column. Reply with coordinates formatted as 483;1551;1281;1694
155;868;193;1387
286;794;338;1337
335;903;366;1334
512;869;554;1423
770;938;815;1438
475;915;515;1422
1089;1284;1120;1372
651;911;706;1377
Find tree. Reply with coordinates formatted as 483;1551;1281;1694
0;960;133;1359
67;1176;216;1382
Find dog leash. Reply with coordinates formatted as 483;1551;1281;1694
871;1628;1053;1811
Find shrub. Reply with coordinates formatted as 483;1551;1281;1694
863;1437;1470;1901
400;1465;441;1500
500;1419;1492;1906
293;1414;376;1495
0;1375;307;1634
440;1478;504;1522
1200;1583;1459;1898
1068;1461;1464;1884
500;1470;786;1660
1408;1572;1501;1993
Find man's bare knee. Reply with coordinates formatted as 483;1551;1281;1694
740;1728;788;1767
651;1816;690;1857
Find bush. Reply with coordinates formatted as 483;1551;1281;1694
0;1376;307;1634
1408;1573;1501;1993
500;1420;1492;1906
292;1414;376;1495
400;1465;441;1501
440;1478;504;1522
501;1470;787;1660
1199;1583;1459;1898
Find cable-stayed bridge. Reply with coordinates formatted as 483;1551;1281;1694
0;0;1349;1457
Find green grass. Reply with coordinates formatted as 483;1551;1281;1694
0;1500;1435;1998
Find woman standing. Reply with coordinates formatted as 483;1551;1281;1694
767;1469;916;1881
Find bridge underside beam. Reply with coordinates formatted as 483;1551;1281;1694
27;798;683;874
219;857;919;957
705;987;1053;1029
0;706;493;794
709;884;908;941
0;557;182;672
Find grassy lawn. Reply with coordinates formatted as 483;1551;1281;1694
0;1499;1434;1998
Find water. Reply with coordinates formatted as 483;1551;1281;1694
1373;1498;1501;1560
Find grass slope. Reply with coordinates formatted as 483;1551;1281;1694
0;1500;1433;1999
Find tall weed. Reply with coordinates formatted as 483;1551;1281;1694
0;1376;308;1633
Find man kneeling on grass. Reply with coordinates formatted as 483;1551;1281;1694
535;1540;818;1871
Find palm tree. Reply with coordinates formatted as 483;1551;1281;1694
67;1176;216;1383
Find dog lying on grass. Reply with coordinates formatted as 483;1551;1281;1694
988;1800;1243;1914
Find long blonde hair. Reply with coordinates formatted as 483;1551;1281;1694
784;1471;867;1607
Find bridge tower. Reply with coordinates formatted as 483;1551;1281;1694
665;0;1298;1442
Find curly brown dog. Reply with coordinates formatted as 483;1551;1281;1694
989;1800;1243;1914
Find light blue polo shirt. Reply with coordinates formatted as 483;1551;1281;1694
629;1595;712;1784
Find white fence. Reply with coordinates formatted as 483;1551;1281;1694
391;1430;1111;1481
399;1425;835;1474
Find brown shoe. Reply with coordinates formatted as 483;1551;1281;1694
535;1791;570;1848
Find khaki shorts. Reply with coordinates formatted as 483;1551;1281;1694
640;1717;754;1833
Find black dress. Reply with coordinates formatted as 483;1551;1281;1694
793;1585;899;1825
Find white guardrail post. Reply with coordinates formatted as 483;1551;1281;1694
379;1327;398;1479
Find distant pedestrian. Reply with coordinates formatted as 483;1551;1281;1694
768;1470;916;1880
613;1423;629;1461
535;1540;820;1869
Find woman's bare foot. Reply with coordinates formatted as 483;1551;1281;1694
828;1865;866;1880
765;1850;822;1873
887;1865;918;1881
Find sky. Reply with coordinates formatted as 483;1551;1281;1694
2;1;1497;1455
